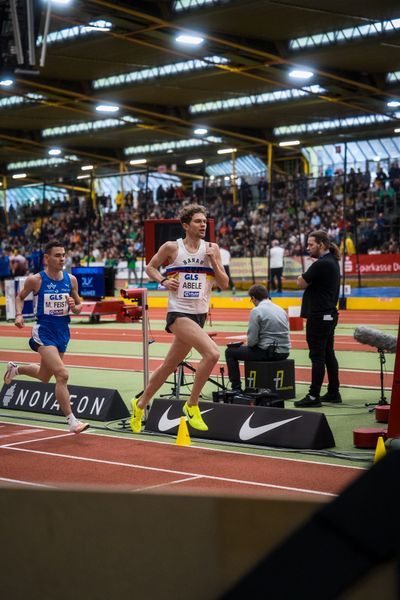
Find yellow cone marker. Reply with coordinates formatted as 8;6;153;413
373;436;387;463
176;416;191;446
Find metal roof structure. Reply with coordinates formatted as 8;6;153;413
1;0;400;186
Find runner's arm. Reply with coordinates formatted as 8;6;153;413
146;242;179;290
67;275;83;314
14;274;40;328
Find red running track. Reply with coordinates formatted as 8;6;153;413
0;422;364;500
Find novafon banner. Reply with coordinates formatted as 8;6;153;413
0;381;129;422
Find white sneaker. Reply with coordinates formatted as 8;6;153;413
70;421;90;434
4;362;18;385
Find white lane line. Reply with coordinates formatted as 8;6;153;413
131;475;203;493
0;476;53;488
0;419;366;470
3;446;336;497
1;432;75;448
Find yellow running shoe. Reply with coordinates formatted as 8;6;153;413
130;398;144;433
183;402;208;431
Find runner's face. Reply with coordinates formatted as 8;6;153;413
46;247;65;270
185;213;207;238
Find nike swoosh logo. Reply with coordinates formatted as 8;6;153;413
158;405;213;432
239;415;302;441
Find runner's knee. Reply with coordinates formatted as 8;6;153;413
54;366;69;384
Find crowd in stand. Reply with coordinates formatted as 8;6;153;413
0;164;399;286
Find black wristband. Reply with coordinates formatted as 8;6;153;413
160;278;168;285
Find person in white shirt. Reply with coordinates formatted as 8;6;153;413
269;239;285;293
219;246;236;294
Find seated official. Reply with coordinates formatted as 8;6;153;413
225;284;291;391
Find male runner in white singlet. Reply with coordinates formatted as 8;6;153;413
130;204;229;432
3;241;89;433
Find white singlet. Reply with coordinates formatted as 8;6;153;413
164;238;215;314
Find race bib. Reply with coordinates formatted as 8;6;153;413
43;293;69;316
177;272;206;299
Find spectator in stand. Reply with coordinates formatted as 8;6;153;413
269;239;285;293
126;244;138;284
10;250;28;277
218;246;236;294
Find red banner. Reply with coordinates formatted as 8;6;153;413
344;254;400;276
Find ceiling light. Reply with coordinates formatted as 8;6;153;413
387;100;400;108
0;78;14;87
12;173;27;179
48;147;62;156
95;103;119;113
194;127;208;135
129;158;147;165
374;155;381;162
185;158;203;165
77;174;90;180
278;140;301;147
175;34;204;46
81;164;94;171
395;128;400;133
48;0;72;4
84;20;112;32
217;147;237;154
289;69;314;80
167;149;173;154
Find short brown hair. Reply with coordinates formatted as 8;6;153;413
179;204;207;225
248;284;269;301
44;240;64;254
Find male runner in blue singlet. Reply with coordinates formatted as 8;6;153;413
130;204;229;433
3;241;89;433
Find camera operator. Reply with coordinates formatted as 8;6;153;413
225;284;290;392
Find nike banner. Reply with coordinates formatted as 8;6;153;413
146;398;335;449
0;381;130;422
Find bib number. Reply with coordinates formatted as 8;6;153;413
177;273;206;299
44;293;69;316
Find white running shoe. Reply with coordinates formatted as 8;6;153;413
70;421;90;434
4;362;18;385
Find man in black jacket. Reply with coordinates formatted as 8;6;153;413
294;230;342;408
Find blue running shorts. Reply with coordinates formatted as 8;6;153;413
29;322;70;354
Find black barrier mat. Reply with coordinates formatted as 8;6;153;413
146;398;335;449
0;381;129;421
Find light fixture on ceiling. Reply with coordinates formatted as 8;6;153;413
217;147;237;154
185;158;203;165
84;20;112;32
194;127;208;135
394;127;400;133
387;100;400;108
278;140;301;147
81;165;94;171
175;33;204;46
12;173;27;179
48;0;72;5
129;158;147;165
77;174;90;180
374;155;381;162
0;77;14;87
95;103;119;113
48;147;62;156
289;69;314;80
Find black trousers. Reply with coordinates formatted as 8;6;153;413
225;345;289;390
270;267;283;292
306;314;340;397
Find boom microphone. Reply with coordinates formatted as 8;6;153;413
354;326;397;353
